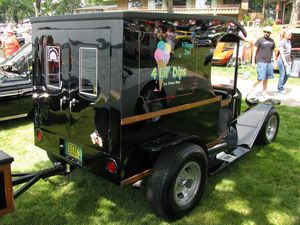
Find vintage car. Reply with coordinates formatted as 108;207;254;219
0;42;32;121
193;24;226;47
0;12;280;221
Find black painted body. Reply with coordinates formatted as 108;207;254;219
31;12;245;185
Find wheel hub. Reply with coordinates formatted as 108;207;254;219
266;115;278;141
174;161;201;207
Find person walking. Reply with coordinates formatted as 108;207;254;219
3;27;20;59
251;26;277;97
277;30;292;94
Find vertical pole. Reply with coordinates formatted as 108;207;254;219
262;0;265;19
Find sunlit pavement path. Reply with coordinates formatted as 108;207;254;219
237;78;300;107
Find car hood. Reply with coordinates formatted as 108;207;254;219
0;42;32;73
0;68;20;79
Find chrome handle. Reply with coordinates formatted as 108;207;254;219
69;98;79;112
60;96;68;111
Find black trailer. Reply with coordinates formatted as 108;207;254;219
0;12;279;220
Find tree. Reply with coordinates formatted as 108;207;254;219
83;0;115;6
0;0;35;22
290;0;300;24
34;0;42;16
52;0;81;15
167;0;173;13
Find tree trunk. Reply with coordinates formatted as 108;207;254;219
290;0;300;24
167;0;173;13
35;0;42;16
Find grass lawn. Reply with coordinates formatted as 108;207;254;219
0;104;299;225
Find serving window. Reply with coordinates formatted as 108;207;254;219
79;47;98;97
45;46;61;89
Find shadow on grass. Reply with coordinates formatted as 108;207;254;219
1;142;298;225
0;117;32;131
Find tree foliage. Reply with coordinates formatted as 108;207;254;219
0;0;84;22
41;0;81;15
83;0;116;6
0;0;35;22
290;0;300;24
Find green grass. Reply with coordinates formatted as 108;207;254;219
0;105;299;225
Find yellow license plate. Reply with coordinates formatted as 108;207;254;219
64;141;82;162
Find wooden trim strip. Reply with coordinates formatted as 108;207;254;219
121;169;151;186
0;114;28;122
121;96;221;125
0;164;14;216
220;96;232;107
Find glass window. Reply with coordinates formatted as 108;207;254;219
46;46;61;88
211;41;237;88
79;47;98;97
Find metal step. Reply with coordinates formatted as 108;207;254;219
210;146;250;175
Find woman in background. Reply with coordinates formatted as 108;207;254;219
277;30;292;94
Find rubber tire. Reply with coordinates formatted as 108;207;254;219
256;108;279;144
146;143;208;221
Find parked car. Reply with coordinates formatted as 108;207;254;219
212;42;234;66
0;42;32;121
194;24;226;47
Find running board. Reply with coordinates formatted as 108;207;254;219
210;146;250;175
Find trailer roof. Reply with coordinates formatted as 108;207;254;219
30;11;246;37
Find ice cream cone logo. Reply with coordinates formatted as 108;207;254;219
154;41;171;91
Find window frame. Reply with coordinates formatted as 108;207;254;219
79;47;98;97
45;45;62;89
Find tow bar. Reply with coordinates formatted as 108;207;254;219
12;162;67;199
0;150;68;216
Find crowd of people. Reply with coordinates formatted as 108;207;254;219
0;22;32;59
251;25;294;96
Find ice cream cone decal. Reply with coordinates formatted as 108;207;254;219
154;41;171;91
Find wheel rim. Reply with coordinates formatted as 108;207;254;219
174;161;201;208
266;115;278;142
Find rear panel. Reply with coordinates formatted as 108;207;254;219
32;18;123;184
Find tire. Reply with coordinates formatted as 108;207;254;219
256;108;279;144
146;143;208;221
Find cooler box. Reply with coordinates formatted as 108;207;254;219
0;150;14;216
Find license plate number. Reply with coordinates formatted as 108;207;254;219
64;141;82;162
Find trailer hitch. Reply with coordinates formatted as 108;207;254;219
12;162;67;199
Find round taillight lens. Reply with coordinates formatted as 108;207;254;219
107;159;117;174
36;129;43;142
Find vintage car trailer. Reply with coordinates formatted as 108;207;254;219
0;12;279;220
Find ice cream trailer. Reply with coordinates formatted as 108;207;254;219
0;12;280;220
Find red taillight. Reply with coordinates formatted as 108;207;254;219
106;159;117;174
36;129;43;142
